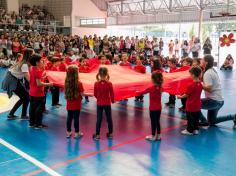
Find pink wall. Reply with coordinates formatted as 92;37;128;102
71;0;107;36
72;27;107;37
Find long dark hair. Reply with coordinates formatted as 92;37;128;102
22;48;34;65
151;72;163;88
65;65;79;100
204;55;214;72
96;67;110;81
152;59;162;72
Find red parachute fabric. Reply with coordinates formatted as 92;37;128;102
47;65;192;101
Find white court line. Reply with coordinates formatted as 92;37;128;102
0;158;23;166
0;138;62;176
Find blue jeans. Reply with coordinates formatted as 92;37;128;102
200;98;235;125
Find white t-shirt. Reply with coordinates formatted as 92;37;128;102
203;68;224;101
9;63;29;79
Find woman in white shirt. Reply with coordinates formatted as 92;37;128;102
2;48;34;120
200;55;236;128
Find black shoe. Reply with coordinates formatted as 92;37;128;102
7;114;18;120
29;124;35;128
20;116;29;120
178;106;185;112
34;126;42;130
106;133;113;139
93;134;100;141
35;124;48;129
199;121;209;126
40;124;48;128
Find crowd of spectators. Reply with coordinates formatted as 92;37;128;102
1;31;227;69
0;4;55;32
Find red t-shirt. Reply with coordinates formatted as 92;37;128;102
134;65;146;73
50;65;58;71
45;62;53;70
169;67;177;73
105;60;111;65
58;63;67;72
174;65;191;72
94;80;114;106
66;82;84;110
65;57;72;65
186;81;203;112
29;67;45;97
79;65;90;73
141;85;162;110
120;62;132;68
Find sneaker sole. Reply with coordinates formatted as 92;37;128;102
20;118;29;121
7;118;17;120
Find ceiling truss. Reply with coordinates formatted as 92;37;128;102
106;0;236;17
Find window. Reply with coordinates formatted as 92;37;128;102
80;18;106;26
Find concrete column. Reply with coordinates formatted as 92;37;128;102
198;8;203;41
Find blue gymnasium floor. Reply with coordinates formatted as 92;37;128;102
0;67;236;176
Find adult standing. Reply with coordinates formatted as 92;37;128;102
200;55;236;128
174;39;180;58
191;37;201;58
152;37;160;57
2;48;34;120
203;37;212;55
159;38;164;55
168;40;174;57
181;40;189;58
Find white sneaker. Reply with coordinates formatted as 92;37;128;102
66;131;72;138
193;130;199;135
181;129;193;135
145;135;156;141
74;132;84;139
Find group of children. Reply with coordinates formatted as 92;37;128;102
27;49;205;141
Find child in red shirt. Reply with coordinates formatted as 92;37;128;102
176;57;193;112
58;58;67;72
99;55;111;65
119;53;131;101
177;66;203;135
79;57;90;73
93;67;115;140
134;55;146;102
151;58;165;73
165;58;177;108
134;55;146;73
49;57;61;108
65;65;85;138
29;54;53;129
79;57;90;103
138;72;163;141
119;53;131;68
